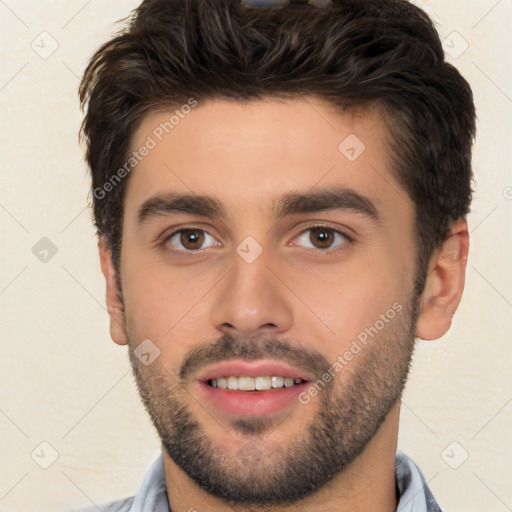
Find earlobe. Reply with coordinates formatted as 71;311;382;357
416;219;469;341
99;237;128;346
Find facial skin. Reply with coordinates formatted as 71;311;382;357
99;98;469;512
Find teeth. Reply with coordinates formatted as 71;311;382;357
238;376;255;391
255;376;271;390
227;376;239;390
284;377;295;387
271;376;283;388
209;375;304;390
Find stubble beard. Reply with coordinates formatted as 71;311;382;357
125;291;419;508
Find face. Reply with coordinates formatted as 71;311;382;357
112;98;422;506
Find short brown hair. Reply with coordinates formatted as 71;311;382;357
79;0;476;292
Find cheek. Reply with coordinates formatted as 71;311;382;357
120;254;215;360
290;254;407;352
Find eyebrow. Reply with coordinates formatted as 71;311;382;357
136;187;381;226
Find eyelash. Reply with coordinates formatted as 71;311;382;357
159;224;353;255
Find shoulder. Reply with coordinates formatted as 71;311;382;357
63;496;135;512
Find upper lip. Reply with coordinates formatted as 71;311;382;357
195;360;313;382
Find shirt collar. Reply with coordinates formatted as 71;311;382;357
395;450;442;512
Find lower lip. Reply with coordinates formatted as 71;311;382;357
197;381;309;416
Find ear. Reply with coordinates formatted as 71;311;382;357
99;236;128;346
416;219;469;341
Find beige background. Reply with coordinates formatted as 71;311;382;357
0;1;511;511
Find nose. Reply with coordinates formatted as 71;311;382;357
210;247;294;338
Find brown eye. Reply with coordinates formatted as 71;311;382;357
163;228;218;251
179;229;205;250
293;225;349;252
309;227;335;249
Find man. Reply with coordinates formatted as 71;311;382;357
73;0;475;510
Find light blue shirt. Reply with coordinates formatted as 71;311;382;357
69;450;442;511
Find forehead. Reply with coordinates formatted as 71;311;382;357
124;97;409;221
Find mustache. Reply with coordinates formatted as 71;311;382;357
179;333;331;383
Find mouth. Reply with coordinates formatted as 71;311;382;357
195;360;313;417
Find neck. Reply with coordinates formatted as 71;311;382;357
163;402;400;512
